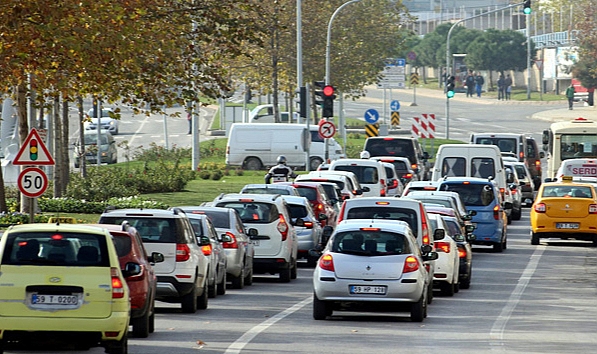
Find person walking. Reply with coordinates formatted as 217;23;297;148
475;72;484;98
465;70;475;98
504;74;513;100
566;84;576;110
497;74;505;100
265;155;297;183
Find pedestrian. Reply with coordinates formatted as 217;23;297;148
265;155;297;184
475;72;484;98
465;70;475;98
440;68;447;88
497;74;505;100
504;74;513;100
566;84;576;110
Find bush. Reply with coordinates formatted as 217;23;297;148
0;212;49;225
199;170;211;179
38;196;169;214
210;170;223;180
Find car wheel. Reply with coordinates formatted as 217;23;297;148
149;311;155;333
244;157;262;170
507;214;512;225
512;207;522;220
493;240;504;253
290;259;297;280
309;157;324;171
313;293;331;320
279;266;291;283
426;282;434;304
217;271;226;296
460;266;472;289
132;311;150;338
105;332;128;354
531;232;540;245
410;294;425;322
180;285;197;313
244;264;254;286
454;280;460;293
197;285;208;310
307;253;318;267
231;269;245;289
207;280;217;299
440;281;455;297
503;237;507;250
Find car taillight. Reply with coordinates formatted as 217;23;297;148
303;221;314;229
337;201;346;223
316;203;324;212
519;151;524;160
404;173;413;180
419;204;430;245
201;244;213;256
535;160;541;169
589;204;597;214
458;246;467;259
319;253;334;272
493;205;500;220
411;163;417;170
278;214;289;241
435;241;450;253
176;244;191;262
403;256;420;273
111;267;125;299
391;179;398;188
222;232;238;249
533;203;546;213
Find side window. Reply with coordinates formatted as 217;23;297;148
235;215;245;234
527;141;536;158
441;157;466;177
180;219;196;244
472;158;495;178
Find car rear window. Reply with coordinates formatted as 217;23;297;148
294;186;318;201
334;165;379;184
99;216;180;243
242;187;293;195
216;202;279;224
111;234;132;257
2;232;110;267
364;139;416;162
514;165;528;178
439;183;496;206
476;137;517;154
331;230;410;256
541;185;592;198
346;207;418;237
189;210;230;229
287;204;309;219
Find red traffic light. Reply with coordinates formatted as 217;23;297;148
323;85;335;97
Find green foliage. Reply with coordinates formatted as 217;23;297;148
0;213;49;225
38;196;168;214
210;170;223;180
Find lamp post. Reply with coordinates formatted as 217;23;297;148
325;0;362;85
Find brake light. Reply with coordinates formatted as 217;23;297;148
111;267;125;299
303;221;314;228
519;151;524;160
462;181;470;185
533;203;546;213
411;163;417;170
403;256;420;273
404;173;413;180
419;204;430;245
535;160;541;168
176;244;191;262
435;241;450;253
375;201;390;205
493;205;500;220
201;244;213;256
458;246;467;259
222;231;238;249
316;203;324;212
391;179;398;189
337;201;346;223
360;227;380;231
589;204;597;214
277;214;289;241
319;253;335;272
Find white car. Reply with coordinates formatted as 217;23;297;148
85;108;120;135
281;195;324;266
380;161;404;197
313;219;438;322
329;158;388;197
401;180;439;196
427;213;460;296
295;170;366;200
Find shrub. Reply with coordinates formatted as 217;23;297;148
38;196;168;214
199;170;211;179
0;212;49;225
210;170;223;180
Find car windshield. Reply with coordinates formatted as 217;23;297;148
541;185;592;198
331;230;410;256
295;187;318;202
84;135;109;145
346;206;418;238
88;108;113;118
216;202;279;224
439;183;496;206
2;232;109;266
334;165;379;184
242;187;292;195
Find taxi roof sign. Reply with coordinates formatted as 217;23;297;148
13;128;55;166
561;176;573;182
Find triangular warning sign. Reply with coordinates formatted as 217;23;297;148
13;128;55;166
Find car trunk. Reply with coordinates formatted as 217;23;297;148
143;243;177;273
332;253;407;280
544;198;593;218
249;224;284;257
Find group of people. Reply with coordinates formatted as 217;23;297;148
496;73;513;100
464;70;487;98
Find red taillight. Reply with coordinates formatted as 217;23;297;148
420;204;430;245
535;160;541;168
201;244;212;256
589;204;597;214
533;203;546;213
303;221;314;229
316;203;324;212
222;231;238;249
176;244;191;262
519;151;524;160
337;201;346;223
435;241;450;253
111;267;125;299
277;214;289;241
391;179;398;188
404;173;413;180
403;256;420;273
493;205;500;220
319;253;335;272
411;163;417;170
458;246;467;259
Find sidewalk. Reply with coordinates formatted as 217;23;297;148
530;104;597;123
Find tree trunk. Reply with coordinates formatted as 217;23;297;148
61;99;69;194
17;84;31;214
271;5;280;123
78;96;87;178
53;96;63;197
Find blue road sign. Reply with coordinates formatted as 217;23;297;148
396;58;406;66
364;109;379;124
390;100;400;112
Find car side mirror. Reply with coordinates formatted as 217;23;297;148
423;251;439;262
540;151;545;158
468;210;477;216
220;234;232;243
420;244;433;254
361;186;371;192
199;236;211;246
122;262;142;278
465;224;476;233
294;218;305;227
544;178;553;182
423;152;430;160
318;213;328;221
148;252;164;264
247;228;259;239
509;183;518;190
454;234;465;242
462;215;472;221
467;234;476;241
321;225;334;245
520;181;526;186
355;189;363;195
433;229;445;241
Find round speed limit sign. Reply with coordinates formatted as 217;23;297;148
18;167;49;198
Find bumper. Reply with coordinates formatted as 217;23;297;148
471;222;503;243
253;258;290;274
155;276;197;299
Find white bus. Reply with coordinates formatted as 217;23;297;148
542;117;597;179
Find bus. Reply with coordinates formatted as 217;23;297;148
542;117;597;179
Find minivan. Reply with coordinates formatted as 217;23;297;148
363;136;430;180
329;159;388;197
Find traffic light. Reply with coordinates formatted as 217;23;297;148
299;86;307;118
322;85;336;118
446;76;455;98
523;0;531;15
29;139;38;161
313;81;325;107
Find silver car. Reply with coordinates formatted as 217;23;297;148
313;219;437;322
178;206;254;289
281;196;324;266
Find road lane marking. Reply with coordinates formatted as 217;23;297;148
490;245;545;349
225;296;312;353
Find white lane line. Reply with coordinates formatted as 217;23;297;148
490;245;545;349
225;296;312;353
128;114;152;147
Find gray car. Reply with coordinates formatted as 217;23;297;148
73;129;117;167
281;196;324;266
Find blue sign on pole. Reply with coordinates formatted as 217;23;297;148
390;100;401;112
364;109;379;124
396;58;406;66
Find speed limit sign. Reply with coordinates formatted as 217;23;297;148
18;167;49;198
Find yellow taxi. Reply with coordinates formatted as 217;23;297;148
0;223;131;353
530;176;597;245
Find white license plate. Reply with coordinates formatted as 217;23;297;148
556;223;579;229
31;294;79;305
349;285;387;295
252;240;260;247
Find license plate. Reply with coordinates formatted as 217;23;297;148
252;240;260;247
556;223;579;229
349;285;387;295
31;294;80;306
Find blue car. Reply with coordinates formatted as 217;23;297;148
437;177;510;252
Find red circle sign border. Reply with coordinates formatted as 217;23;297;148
18;167;49;198
318;121;336;138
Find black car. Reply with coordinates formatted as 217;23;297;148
442;215;474;289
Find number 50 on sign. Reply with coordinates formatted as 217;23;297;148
18;167;49;198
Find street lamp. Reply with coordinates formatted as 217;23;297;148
325;0;362;85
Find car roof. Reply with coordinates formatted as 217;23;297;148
344;196;423;206
335;219;411;233
215;193;285;203
424;205;457;216
6;223;110;234
330;158;383;167
280;195;310;205
406;181;438;187
177;205;235;215
100;208;188;217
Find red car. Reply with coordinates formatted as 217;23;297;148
279;181;338;228
93;223;164;338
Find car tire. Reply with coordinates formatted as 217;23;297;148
217;271;226;296
307;254;318;267
180;285;197;313
231;269;245;289
149;311;155;334
132;311;150;338
309;157;324;171
426;282;434;304
440;281;455;297
531;232;540;245
512;207;522;220
244;157;262;170
105;332;128;354
208;279;217;299
493;240;504;253
244;265;254;286
197;285;208;310
454;280;460;293
410;294;425;323
313;293;331;320
507;214;512;225
279;266;291;283
290;259;297;280
460;266;471;289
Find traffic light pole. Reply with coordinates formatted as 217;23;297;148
444;1;525;140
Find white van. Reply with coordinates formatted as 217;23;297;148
554;158;597;181
329;159;388;197
226;123;343;171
